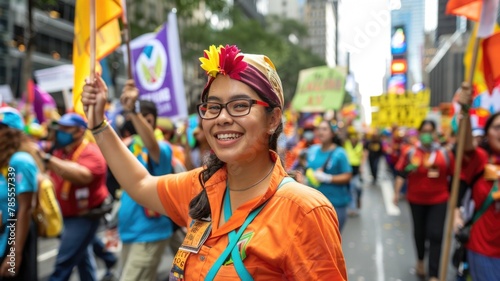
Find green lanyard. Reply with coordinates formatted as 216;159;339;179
205;177;294;281
472;180;498;224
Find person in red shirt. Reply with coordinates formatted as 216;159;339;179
37;113;109;281
393;120;454;281
455;83;500;281
81;45;347;280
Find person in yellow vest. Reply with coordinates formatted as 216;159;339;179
344;126;365;216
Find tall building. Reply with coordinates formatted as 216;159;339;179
436;0;457;41
268;0;301;21
2;0;74;100
304;0;337;67
390;0;425;89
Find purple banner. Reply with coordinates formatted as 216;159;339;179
130;14;187;120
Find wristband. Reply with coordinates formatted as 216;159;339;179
92;122;110;135
91;119;109;132
90;119;107;131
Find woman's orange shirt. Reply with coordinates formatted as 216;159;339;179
157;152;347;280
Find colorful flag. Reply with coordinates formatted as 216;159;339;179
128;13;187;120
33;84;57;123
446;0;499;37
464;23;500;94
482;32;500;93
73;0;122;116
446;0;482;21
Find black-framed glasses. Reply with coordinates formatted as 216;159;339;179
197;99;270;120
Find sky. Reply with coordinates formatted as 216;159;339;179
338;0;392;124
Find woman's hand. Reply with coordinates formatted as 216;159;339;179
82;73;108;129
456;81;472;107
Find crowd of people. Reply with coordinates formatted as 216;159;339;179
0;45;498;281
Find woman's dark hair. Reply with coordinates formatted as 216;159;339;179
0;127;23;168
188;91;283;220
321;120;343;147
479;111;500;152
418;119;437;132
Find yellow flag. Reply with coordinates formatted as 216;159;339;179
73;0;122;116
464;23;500;95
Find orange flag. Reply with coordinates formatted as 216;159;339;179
73;0;122;116
446;0;482;21
482;33;500;93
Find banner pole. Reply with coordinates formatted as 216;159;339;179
121;0;133;79
438;36;479;281
88;0;96;125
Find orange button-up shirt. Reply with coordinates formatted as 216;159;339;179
157;152;347;280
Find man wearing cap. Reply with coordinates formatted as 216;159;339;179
0;107;38;280
38;113;109;281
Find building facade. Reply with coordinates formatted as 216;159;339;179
304;0;337;67
268;0;301;21
390;0;425;89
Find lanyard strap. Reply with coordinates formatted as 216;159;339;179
472;180;498;223
205;176;294;281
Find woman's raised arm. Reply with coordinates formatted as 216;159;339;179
81;74;165;214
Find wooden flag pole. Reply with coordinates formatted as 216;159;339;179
121;0;133;79
438;36;480;281
88;0;96;126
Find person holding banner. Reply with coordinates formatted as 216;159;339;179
393;120;454;281
81;45;347;280
455;84;500;281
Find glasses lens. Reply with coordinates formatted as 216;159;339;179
199;102;222;119
227;100;251;116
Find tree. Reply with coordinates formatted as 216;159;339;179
179;8;326;103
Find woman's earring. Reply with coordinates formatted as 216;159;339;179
269;129;275;135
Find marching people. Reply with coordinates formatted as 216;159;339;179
81;44;347;280
393;119;454;281
113;89;177;281
304;120;352;230
0;107;38;280
364;129;384;185
37;113;110;281
455;83;500;281
344;126;364;216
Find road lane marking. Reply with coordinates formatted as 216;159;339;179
37;249;58;262
380;179;401;216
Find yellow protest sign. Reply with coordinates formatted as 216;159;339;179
370;90;430;128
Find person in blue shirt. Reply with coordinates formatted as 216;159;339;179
115;82;176;281
306;120;352;231
0;107;38;280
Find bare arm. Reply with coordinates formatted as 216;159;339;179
120;81;161;163
331;173;352;185
46;157;94;186
456;82;475;152
81;74;166;215
129;112;161;163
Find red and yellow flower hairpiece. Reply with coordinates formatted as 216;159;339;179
199;45;248;80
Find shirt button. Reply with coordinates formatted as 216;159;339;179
199;255;205;261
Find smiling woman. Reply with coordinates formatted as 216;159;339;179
81;44;347;281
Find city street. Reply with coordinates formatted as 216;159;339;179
37;162;459;280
